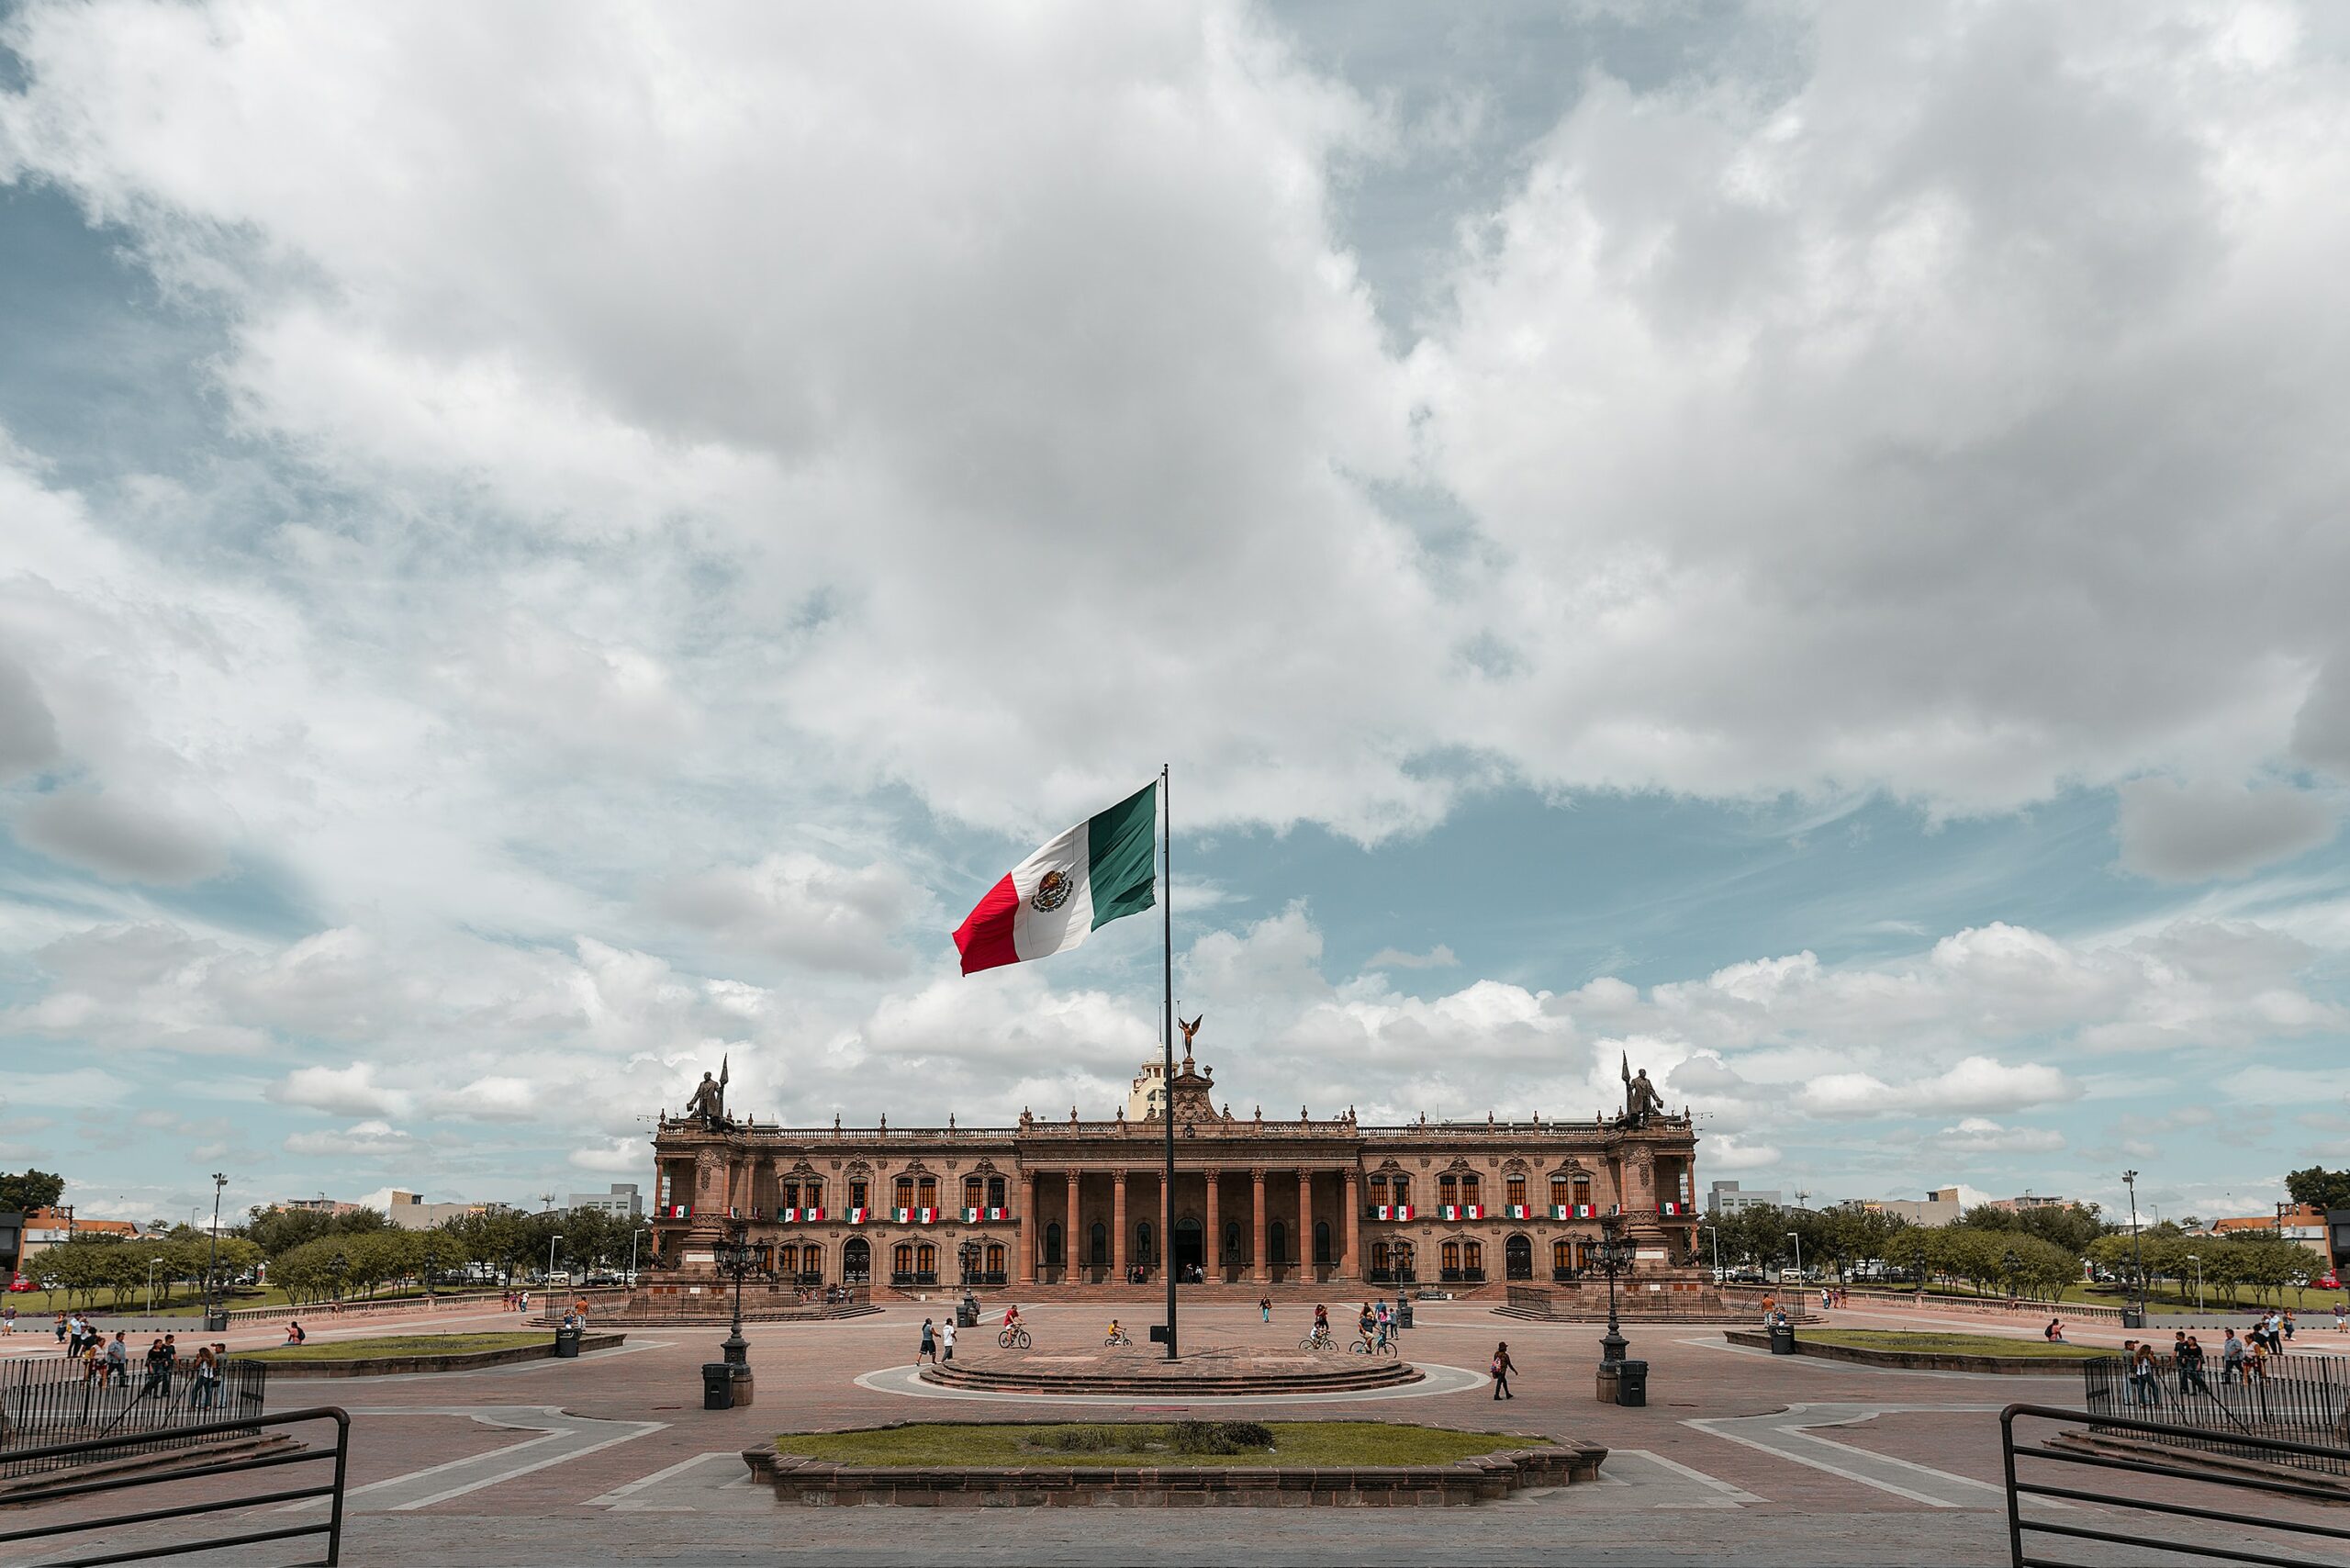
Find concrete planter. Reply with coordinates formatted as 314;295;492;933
257;1332;626;1378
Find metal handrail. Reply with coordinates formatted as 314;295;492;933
0;1406;349;1566
2001;1402;2350;1568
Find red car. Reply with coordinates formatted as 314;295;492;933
2316;1271;2343;1291
6;1274;37;1293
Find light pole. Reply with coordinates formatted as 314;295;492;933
146;1258;161;1314
629;1227;650;1287
204;1173;227;1331
712;1218;756;1368
2188;1252;2204;1313
1592;1212;1635;1365
1703;1223;1721;1282
547;1233;564;1295
2121;1170;2145;1327
1787;1230;1804;1286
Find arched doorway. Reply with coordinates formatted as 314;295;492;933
1044;1221;1063;1269
1269;1220;1288;1277
1505;1234;1533;1281
1136;1221;1156;1276
1089;1220;1108;1271
1172;1216;1203;1279
843;1237;871;1284
1314;1221;1332;1265
1222;1221;1241;1268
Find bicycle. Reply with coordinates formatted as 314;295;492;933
998;1327;1031;1350
1350;1336;1399;1359
1298;1329;1335;1352
1104;1329;1132;1347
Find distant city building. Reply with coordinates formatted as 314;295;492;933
1126;1059;1169;1122
1708;1180;1783;1216
565;1183;643;1219
1856;1186;1964;1227
17;1207;140;1260
2212;1204;2331;1260
1987;1193;2067;1213
382;1190;503;1230
277;1197;368;1216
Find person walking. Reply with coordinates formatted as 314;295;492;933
918;1317;936;1366
2280;1310;2295;1350
54;1311;67;1347
2;1302;15;1336
1491;1340;1516;1400
2333;1299;2346;1333
1259;1296;1271;1324
2180;1335;2211;1396
939;1316;957;1362
190;1345;219;1412
105;1332;130;1389
2220;1328;2244;1384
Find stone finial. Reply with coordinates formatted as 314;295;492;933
948;1112;956;1129
878;1114;887;1131
1253;1104;1262;1123
1071;1104;1080;1123
833;1112;842;1130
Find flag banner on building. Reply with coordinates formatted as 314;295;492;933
780;1206;827;1224
665;1204;688;1219
952;780;1158;975
1660;1200;1688;1216
986;1206;1010;1221
1505;1204;1532;1219
1440;1204;1485;1222
1375;1204;1415;1221
1551;1203;1598;1219
960;1207;981;1224
845;1207;868;1225
804;1205;825;1222
895;1207;938;1225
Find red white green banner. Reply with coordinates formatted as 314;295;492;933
954;782;1158;974
961;1207;1013;1223
1374;1204;1414;1221
845;1207;869;1225
1551;1204;1598;1219
895;1207;938;1225
664;1204;688;1219
1660;1200;1689;1216
1505;1204;1532;1219
1440;1204;1485;1221
779;1206;827;1224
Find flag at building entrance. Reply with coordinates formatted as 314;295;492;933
953;780;1158;975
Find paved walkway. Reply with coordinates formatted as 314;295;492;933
0;1299;2323;1566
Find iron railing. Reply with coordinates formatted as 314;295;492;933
0;1406;347;1567
2082;1353;2350;1476
2002;1402;2349;1568
2;1354;268;1478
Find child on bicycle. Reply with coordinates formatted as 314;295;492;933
1107;1318;1125;1345
1311;1304;1330;1345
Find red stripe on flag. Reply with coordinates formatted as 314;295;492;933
954;873;1022;974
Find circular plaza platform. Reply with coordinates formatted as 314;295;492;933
917;1339;1426;1397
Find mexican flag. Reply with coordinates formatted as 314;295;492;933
1375;1204;1414;1221
1505;1204;1532;1220
896;1207;938;1225
954;781;1158;975
845;1207;869;1225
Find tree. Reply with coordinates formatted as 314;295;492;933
0;1169;66;1213
2284;1167;2350;1214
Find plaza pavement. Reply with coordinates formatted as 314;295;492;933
5;1294;2340;1566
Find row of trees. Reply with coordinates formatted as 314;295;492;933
30;1227;263;1310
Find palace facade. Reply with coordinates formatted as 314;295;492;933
647;1051;1701;1293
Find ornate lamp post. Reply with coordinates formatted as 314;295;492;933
1592;1212;1635;1365
203;1171;229;1331
958;1239;982;1289
712;1218;757;1368
2122;1170;2145;1327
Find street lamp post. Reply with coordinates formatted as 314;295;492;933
1704;1223;1721;1282
712;1218;756;1369
629;1227;650;1288
146;1259;161;1314
2188;1251;2203;1313
1593;1212;1635;1366
203;1172;227;1331
2122;1170;2145;1327
1787;1230;1805;1287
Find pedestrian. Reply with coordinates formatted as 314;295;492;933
141;1337;170;1396
2333;1300;2346;1333
918;1317;936;1366
1;1302;14;1336
105;1332;130;1389
2179;1335;2210;1396
190;1345;219;1411
940;1316;957;1362
2220;1328;2244;1384
2129;1341;2159;1407
2281;1310;2295;1350
54;1311;67;1346
1491;1340;1516;1400
1259;1296;1270;1323
2043;1318;2065;1343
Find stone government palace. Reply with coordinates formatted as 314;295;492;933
646;1047;1703;1298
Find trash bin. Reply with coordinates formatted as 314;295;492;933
554;1326;582;1359
202;1311;229;1334
702;1361;737;1410
2120;1307;2145;1330
1768;1323;1796;1355
1614;1359;1649;1407
1396;1298;1414;1330
957;1296;979;1328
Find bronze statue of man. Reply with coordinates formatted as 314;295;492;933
1620;1052;1665;1126
687;1069;727;1127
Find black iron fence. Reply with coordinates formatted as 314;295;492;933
2;1353;269;1479
0;1406;347;1567
2083;1353;2349;1477
2003;1402;2349;1568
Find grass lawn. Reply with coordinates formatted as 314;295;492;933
1797;1329;2106;1360
6;1283;487;1318
777;1421;1547;1469
240;1332;554;1362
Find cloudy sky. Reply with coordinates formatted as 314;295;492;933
3;1;2346;1228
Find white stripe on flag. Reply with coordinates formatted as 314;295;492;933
1010;818;1095;962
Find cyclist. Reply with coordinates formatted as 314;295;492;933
1308;1304;1330;1348
1002;1304;1024;1335
1356;1303;1376;1352
1106;1318;1128;1346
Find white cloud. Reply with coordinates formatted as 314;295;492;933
1363;944;1459;970
268;1062;410;1119
654;853;921;977
2115;776;2339;881
284;1119;415;1158
15;787;227;885
568;1138;648;1174
1931;1116;2067;1155
1801;1056;2077;1119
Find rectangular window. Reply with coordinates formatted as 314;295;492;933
1391;1177;1410;1206
1550;1174;1569;1207
964;1176;984;1210
987;1175;1007;1208
849;1179;867;1210
1370;1174;1388;1203
893;1177;914;1209
804;1180;822;1208
1438;1174;1458;1204
1553;1239;1573;1273
780;1182;800;1212
1460;1174;1481;1206
1572;1176;1592;1207
917;1177;938;1208
1505;1175;1527;1207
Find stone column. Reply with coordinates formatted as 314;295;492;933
1203;1170;1221;1282
1342;1168;1361;1282
1297;1169;1314;1282
1066;1170;1081;1284
1112;1172;1129;1281
1016;1171;1035;1285
1250;1167;1269;1284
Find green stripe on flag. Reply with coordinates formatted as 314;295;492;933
1086;779;1158;930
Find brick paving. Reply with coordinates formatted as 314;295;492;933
3;1296;2320;1566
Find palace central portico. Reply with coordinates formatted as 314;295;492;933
648;1048;1701;1296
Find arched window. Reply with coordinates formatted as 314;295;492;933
803;1179;822;1210
892;1242;914;1280
964;1176;984;1210
844;1237;871;1282
777;1242;798;1274
1371;1240;1392;1277
848;1177;869;1211
1136;1221;1155;1267
1390;1176;1411;1207
1089;1221;1108;1267
779;1181;800;1213
987;1175;1007;1208
1550;1174;1570;1209
1505;1174;1527;1209
1223;1221;1241;1262
1314;1220;1332;1264
1552;1238;1573;1277
916;1243;936;1277
1269;1220;1287;1265
1438;1173;1459;1206
893;1177;914;1210
1572;1173;1592;1208
1462;1240;1483;1277
1370;1173;1388;1204
985;1241;1005;1276
1440;1239;1461;1276
917;1176;938;1209
1045;1222;1063;1266
799;1242;822;1280
1505;1235;1532;1280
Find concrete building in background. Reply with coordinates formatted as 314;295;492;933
565;1183;643;1219
1987;1193;2068;1212
1707;1180;1783;1216
1856;1186;1964;1226
277;1197;368;1216
383;1191;502;1230
17;1208;140;1261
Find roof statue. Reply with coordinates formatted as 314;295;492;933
686;1056;732;1128
1619;1051;1666;1128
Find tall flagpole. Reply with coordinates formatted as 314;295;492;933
1161;762;1178;1359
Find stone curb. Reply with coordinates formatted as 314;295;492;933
252;1332;628;1378
1720;1329;2083;1375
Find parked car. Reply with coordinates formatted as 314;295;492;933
2314;1271;2342;1291
6;1273;36;1292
